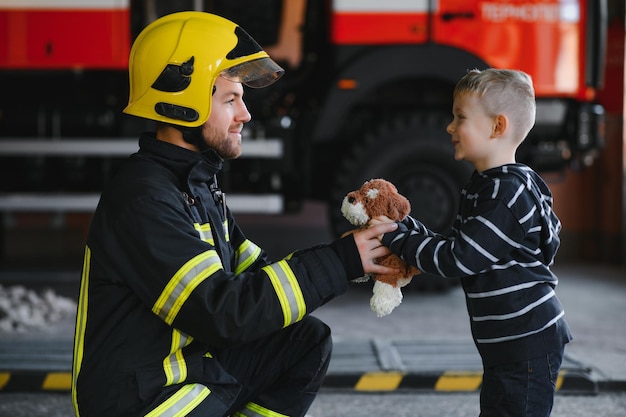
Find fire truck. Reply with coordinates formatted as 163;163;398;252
0;0;607;241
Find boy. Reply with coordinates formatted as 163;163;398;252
376;69;572;417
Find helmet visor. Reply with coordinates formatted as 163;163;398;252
220;57;284;88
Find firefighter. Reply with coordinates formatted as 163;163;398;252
71;11;398;417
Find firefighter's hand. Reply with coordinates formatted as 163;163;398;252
352;222;399;275
367;216;396;243
368;215;393;228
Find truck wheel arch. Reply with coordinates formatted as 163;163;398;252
311;44;489;143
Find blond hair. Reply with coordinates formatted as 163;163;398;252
454;69;536;142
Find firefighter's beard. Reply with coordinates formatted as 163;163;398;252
201;123;243;160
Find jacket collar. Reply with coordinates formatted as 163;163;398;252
138;132;223;190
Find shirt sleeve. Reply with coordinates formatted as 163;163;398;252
382;200;526;278
109;195;349;348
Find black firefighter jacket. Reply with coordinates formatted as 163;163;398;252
72;133;355;416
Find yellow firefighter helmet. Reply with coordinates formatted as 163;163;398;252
123;11;284;127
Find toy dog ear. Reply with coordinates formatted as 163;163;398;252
379;182;410;220
392;194;411;220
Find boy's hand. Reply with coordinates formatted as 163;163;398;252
352;222;399;275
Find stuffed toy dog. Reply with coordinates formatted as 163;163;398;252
341;178;420;316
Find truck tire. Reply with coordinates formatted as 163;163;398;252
329;112;473;291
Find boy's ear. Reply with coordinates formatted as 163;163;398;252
492;114;507;137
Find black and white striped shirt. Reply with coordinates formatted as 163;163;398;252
383;163;572;365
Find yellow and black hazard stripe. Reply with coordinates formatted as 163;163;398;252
0;371;72;392
0;369;600;393
321;369;598;393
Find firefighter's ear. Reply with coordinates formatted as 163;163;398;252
491;114;507;138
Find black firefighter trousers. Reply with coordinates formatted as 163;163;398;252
170;315;332;417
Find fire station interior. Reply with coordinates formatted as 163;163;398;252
0;0;625;275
